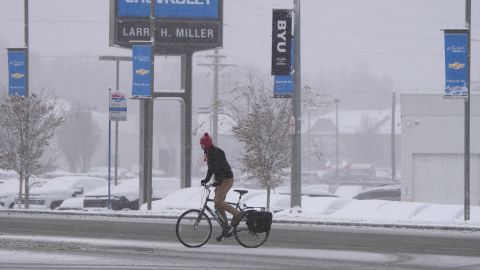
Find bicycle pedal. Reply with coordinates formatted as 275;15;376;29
216;235;223;242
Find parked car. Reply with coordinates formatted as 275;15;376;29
353;185;401;201
84;177;179;210
0;178;46;209
22;176;106;209
322;164;377;182
57;197;85;211
276;185;338;198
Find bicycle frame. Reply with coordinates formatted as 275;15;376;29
195;185;246;229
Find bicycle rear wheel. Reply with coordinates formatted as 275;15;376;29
234;215;269;248
176;209;212;248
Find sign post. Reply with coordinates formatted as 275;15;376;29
443;28;471;221
110;0;223;200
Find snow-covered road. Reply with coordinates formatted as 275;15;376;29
1;234;480;270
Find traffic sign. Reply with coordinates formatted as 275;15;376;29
110;91;127;121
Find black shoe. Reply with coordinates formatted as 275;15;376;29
216;226;231;242
231;213;243;228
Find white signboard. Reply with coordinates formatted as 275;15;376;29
110;91;127;121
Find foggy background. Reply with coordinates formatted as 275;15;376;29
0;0;478;178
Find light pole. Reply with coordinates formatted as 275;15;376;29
334;98;340;181
98;56;132;186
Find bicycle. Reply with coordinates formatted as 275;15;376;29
175;184;270;248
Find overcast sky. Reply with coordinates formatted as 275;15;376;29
0;0;479;94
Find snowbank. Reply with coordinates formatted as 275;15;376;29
141;186;480;228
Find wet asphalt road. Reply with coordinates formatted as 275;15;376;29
1;212;480;269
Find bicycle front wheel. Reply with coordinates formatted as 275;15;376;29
234;215;269;248
176;209;212;248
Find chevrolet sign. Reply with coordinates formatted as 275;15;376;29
111;0;223;54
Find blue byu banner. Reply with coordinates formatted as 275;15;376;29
118;0;219;19
444;30;469;97
7;48;28;97
273;39;294;98
132;45;152;97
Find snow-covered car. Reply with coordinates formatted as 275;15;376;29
22;176;106;210
353;185;401;201
0;178;46;209
57;196;85;211
84;177;180;210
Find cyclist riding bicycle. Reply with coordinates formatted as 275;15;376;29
199;133;242;238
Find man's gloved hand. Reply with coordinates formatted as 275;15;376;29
212;182;220;187
200;179;209;186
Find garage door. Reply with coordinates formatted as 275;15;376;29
413;153;480;205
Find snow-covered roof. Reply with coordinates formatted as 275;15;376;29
309;107;401;135
85;177;180;201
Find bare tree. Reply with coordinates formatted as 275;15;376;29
0;94;64;209
228;76;291;210
56;102;100;173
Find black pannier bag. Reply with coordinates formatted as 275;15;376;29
245;210;273;233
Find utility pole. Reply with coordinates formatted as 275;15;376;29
391;92;396;183
291;0;302;209
334;98;339;182
24;0;30;209
198;48;236;144
464;0;472;221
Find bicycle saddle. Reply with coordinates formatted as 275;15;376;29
233;189;248;195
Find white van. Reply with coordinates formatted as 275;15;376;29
25;176;106;209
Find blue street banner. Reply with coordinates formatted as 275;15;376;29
7;48;28;97
118;0;219;19
132;44;152;97
444;29;469;97
273;39;294;98
273;75;294;97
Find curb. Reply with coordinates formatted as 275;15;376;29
2;209;480;232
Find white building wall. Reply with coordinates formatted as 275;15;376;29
401;93;480;204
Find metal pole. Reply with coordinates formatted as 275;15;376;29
464;0;472;221
115;60;119;186
24;0;30;208
108;87;112;209
335;99;339;181
139;0;156;210
391;92;396;182
98;56;132;185
180;56;187;188
184;52;193;188
291;0;302;209
24;0;28;48
213;48;219;144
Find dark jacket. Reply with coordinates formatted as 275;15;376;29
204;145;233;184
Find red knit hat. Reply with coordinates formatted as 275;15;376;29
200;132;212;150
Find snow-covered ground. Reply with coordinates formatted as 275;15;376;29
2;171;480;229
136;186;480;229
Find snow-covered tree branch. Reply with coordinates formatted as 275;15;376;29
0;94;64;209
227;76;292;210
